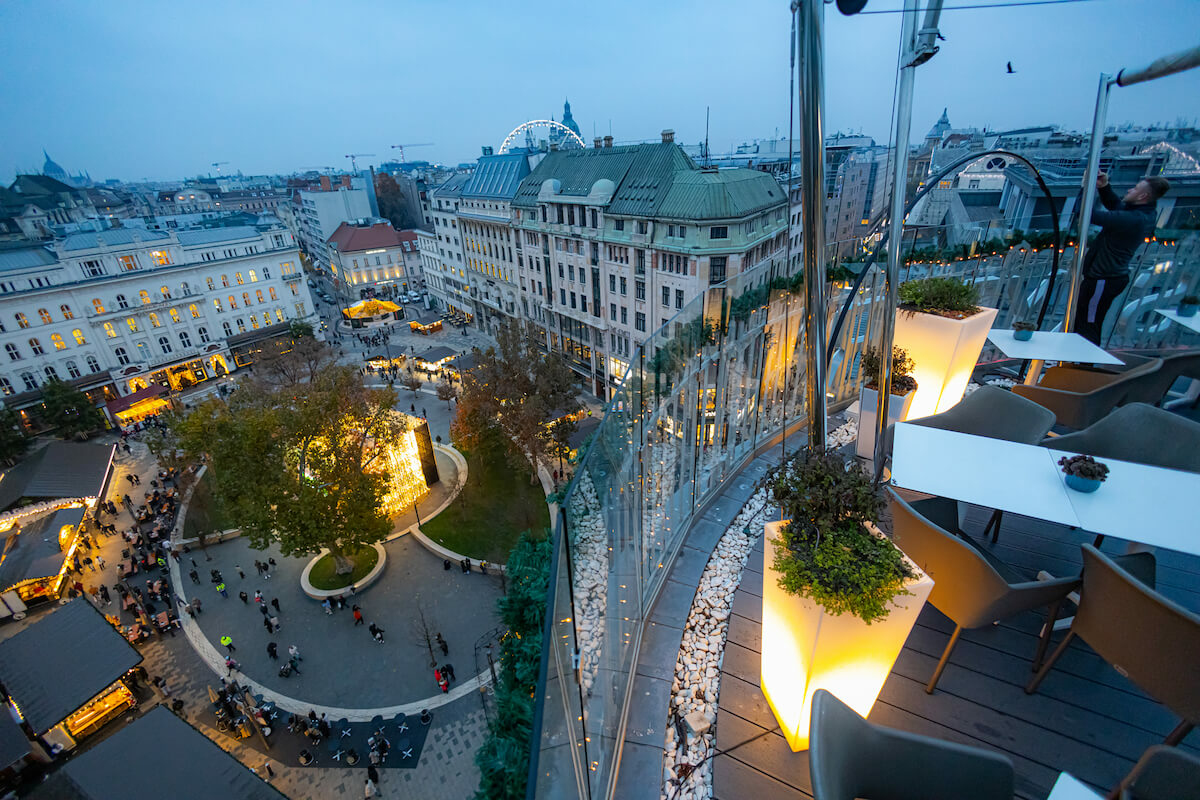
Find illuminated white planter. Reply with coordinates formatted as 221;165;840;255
855;386;915;460
760;520;933;751
893;306;998;420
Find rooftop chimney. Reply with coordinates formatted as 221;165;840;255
594;137;603;149
603;135;614;148
661;129;675;144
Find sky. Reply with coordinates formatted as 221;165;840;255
1;0;1198;183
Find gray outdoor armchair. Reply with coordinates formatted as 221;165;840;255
1012;353;1163;430
1043;403;1200;474
1026;545;1198;748
1090;349;1200;408
887;490;1079;694
1115;744;1200;800
809;688;1015;800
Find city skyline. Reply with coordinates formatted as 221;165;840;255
1;0;1198;182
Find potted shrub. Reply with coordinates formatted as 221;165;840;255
855;346;918;460
1012;320;1037;341
1059;454;1109;493
760;449;934;751
894;277;999;419
1178;295;1199;318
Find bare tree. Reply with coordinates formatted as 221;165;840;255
401;372;423;398
409;599;439;667
435;377;456;409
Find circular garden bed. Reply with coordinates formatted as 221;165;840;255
307;545;380;591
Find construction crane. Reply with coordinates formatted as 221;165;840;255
301;166;336;173
390;143;434;163
344;153;375;171
211;161;230;175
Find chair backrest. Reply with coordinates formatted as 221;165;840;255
1119;744;1200;800
810;689;1014;800
1122;351;1200;406
1078;356;1163;419
1044;403;1200;473
909;385;1055;444
887;490;1013;628
1074;545;1200;726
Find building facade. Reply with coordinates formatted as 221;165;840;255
327;221;421;300
0;223;318;426
421;173;470;317
293;182;373;269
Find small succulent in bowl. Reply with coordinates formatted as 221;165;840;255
1059;454;1110;493
1012;320;1036;341
1178;295;1199;318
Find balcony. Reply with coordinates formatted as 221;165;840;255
531;222;1200;800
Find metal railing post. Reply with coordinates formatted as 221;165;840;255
796;0;828;450
1063;72;1113;333
873;0;922;474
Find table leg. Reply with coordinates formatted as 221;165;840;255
1024;359;1046;386
1037;570;1079;632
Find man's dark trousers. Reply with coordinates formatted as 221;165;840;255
1074;274;1129;346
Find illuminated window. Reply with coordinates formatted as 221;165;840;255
14;313;28;329
275;308;284;322
139;290;151;305
60;304;74;320
249;270;258;282
150;250;171;266
228;295;238;309
250;316;260;330
236;272;244;285
0;377;12;396
149;313;162;328
206;277;215;291
168;309;179;324
189;304;199;319
269;287;277;300
160;286;171;299
127;318;139;333
29;338;44;355
118;255;138;271
262;312;271;327
235;318;246;333
50;333;65;350
221;275;229;288
104;322;116;338
37;308;51;324
242;292;251;306
256;290;264;303
92;298;105;314
213;298;223;313
72;329;86;345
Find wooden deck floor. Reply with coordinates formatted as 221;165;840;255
713;501;1200;799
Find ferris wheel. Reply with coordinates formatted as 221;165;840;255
499;120;587;153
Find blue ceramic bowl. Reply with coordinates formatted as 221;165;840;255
1013;328;1034;341
1178;303;1198;318
1064;473;1102;493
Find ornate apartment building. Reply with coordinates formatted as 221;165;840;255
0;222;318;426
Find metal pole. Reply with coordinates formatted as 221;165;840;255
873;0;922;475
796;0;828;451
1063;73;1112;332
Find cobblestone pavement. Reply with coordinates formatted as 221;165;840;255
73;436;490;798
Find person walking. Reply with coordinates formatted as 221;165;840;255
322;598;333;615
270;597;280;613
267;641;278;660
221;635;236;654
216;581;228;598
262;617;273;635
436;632;448;656
192;598;203;615
364;778;378;798
254;590;264;605
189;568;200;585
95;554;106;570
437;669;449;694
366;763;380;789
369;623;385;644
235;564;245;580
239;590;249;604
99;585;111;606
442;662;455;681
288;655;302;675
289;644;302;661
1073;173;1170;345
352;605;365;626
269;615;280;632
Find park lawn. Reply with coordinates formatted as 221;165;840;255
308;546;380;590
421;450;550;564
183;471;236;540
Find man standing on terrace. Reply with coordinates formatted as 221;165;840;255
1074;172;1169;344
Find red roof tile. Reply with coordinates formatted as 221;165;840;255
326;222;403;252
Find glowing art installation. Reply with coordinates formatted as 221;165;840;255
760;520;933;751
893;306;998;419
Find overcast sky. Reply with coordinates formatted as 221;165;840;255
2;0;1197;182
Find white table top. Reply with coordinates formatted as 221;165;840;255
1155;308;1200;334
1046;772;1101;800
987;330;1123;364
890;423;1200;557
891;424;1079;528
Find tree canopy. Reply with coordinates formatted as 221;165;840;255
452;321;581;482
171;344;403;571
40;379;105;439
374;173;420;230
0;408;28;466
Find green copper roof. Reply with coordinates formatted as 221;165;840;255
512;143;784;221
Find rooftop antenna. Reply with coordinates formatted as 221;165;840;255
705;106;711;166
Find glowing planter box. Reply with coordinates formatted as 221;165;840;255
855;387;915;460
760;520;933;751
893;306;998;420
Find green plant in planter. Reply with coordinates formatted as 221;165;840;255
1012;321;1037;332
859;346;917;395
766;449;914;623
898;277;981;318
